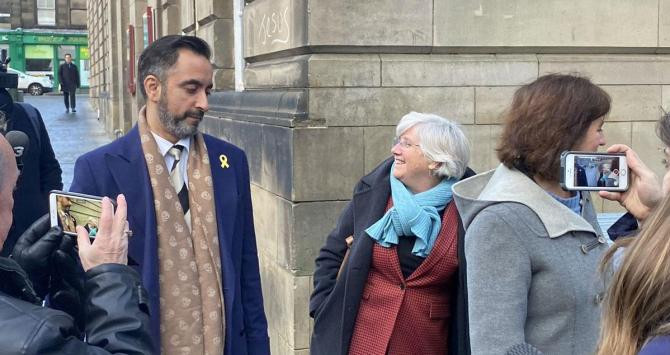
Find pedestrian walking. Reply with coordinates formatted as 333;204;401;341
58;54;80;113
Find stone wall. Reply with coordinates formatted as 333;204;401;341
11;0;87;29
86;0;107;127
87;0;131;135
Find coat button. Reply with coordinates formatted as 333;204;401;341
400;283;406;290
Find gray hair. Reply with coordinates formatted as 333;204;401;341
396;111;470;179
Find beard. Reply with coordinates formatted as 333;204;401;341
157;92;205;139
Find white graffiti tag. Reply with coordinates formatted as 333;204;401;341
257;6;290;45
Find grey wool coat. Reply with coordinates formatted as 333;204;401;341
452;164;609;355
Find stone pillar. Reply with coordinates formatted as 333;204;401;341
159;0;181;36
194;0;234;90
86;0;111;131
111;0;132;133
129;0;147;125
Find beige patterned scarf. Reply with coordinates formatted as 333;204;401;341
138;107;225;355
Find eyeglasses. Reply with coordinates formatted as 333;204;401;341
393;137;421;149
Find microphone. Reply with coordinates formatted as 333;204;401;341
5;130;29;171
506;343;544;355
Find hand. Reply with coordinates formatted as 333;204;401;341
76;195;129;271
11;214;63;297
598;144;662;221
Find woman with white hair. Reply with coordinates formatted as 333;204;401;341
309;112;474;355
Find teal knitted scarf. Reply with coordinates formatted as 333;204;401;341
365;163;456;257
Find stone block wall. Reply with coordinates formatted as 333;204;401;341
11;0;87;29
87;0;131;135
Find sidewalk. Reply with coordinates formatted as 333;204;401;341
22;94;113;190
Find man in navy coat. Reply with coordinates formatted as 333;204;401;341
70;35;269;354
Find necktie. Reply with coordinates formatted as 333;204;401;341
168;145;191;230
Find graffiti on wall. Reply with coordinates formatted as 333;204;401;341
255;6;290;45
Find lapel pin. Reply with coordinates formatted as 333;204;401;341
219;154;230;169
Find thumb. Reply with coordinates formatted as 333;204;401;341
599;191;622;202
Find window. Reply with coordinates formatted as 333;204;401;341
25;45;53;75
37;0;56;26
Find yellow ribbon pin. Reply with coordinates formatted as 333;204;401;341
219;154;230;169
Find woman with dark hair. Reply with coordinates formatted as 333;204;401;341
310;112;475;355
452;74;612;354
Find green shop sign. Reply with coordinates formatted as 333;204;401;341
23;35;88;45
25;45;52;59
79;47;89;60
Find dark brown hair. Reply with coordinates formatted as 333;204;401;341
497;74;611;181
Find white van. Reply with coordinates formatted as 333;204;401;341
7;68;53;96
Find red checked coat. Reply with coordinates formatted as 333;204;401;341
348;202;460;354
310;158;475;355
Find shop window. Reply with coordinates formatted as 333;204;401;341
37;0;56;26
26;58;53;71
25;44;53;78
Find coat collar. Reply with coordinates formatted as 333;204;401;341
453;164;599;238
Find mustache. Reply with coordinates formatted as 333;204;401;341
185;109;205;120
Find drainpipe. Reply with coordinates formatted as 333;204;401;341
233;0;245;91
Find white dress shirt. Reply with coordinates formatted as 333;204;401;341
151;132;191;185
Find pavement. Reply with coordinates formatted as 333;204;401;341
22;94;113;190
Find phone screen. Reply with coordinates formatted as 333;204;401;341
50;193;103;237
572;155;624;188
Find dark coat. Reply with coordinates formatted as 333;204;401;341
1;102;63;256
607;212;638;240
0;257;154;354
58;62;80;92
310;158;475;355
70;125;270;355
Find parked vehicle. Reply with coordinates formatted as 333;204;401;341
7;68;53;96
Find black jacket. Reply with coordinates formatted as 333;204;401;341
2;102;62;256
310;158;475;355
58;62;80;92
0;257;154;354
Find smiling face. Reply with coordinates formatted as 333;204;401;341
150;49;213;142
391;125;440;193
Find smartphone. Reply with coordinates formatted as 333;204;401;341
49;191;111;237
560;151;629;191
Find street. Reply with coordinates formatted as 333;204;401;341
22;93;112;190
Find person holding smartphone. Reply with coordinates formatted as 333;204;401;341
596;113;670;355
596;113;670;240
0;134;153;354
452;74;611;354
